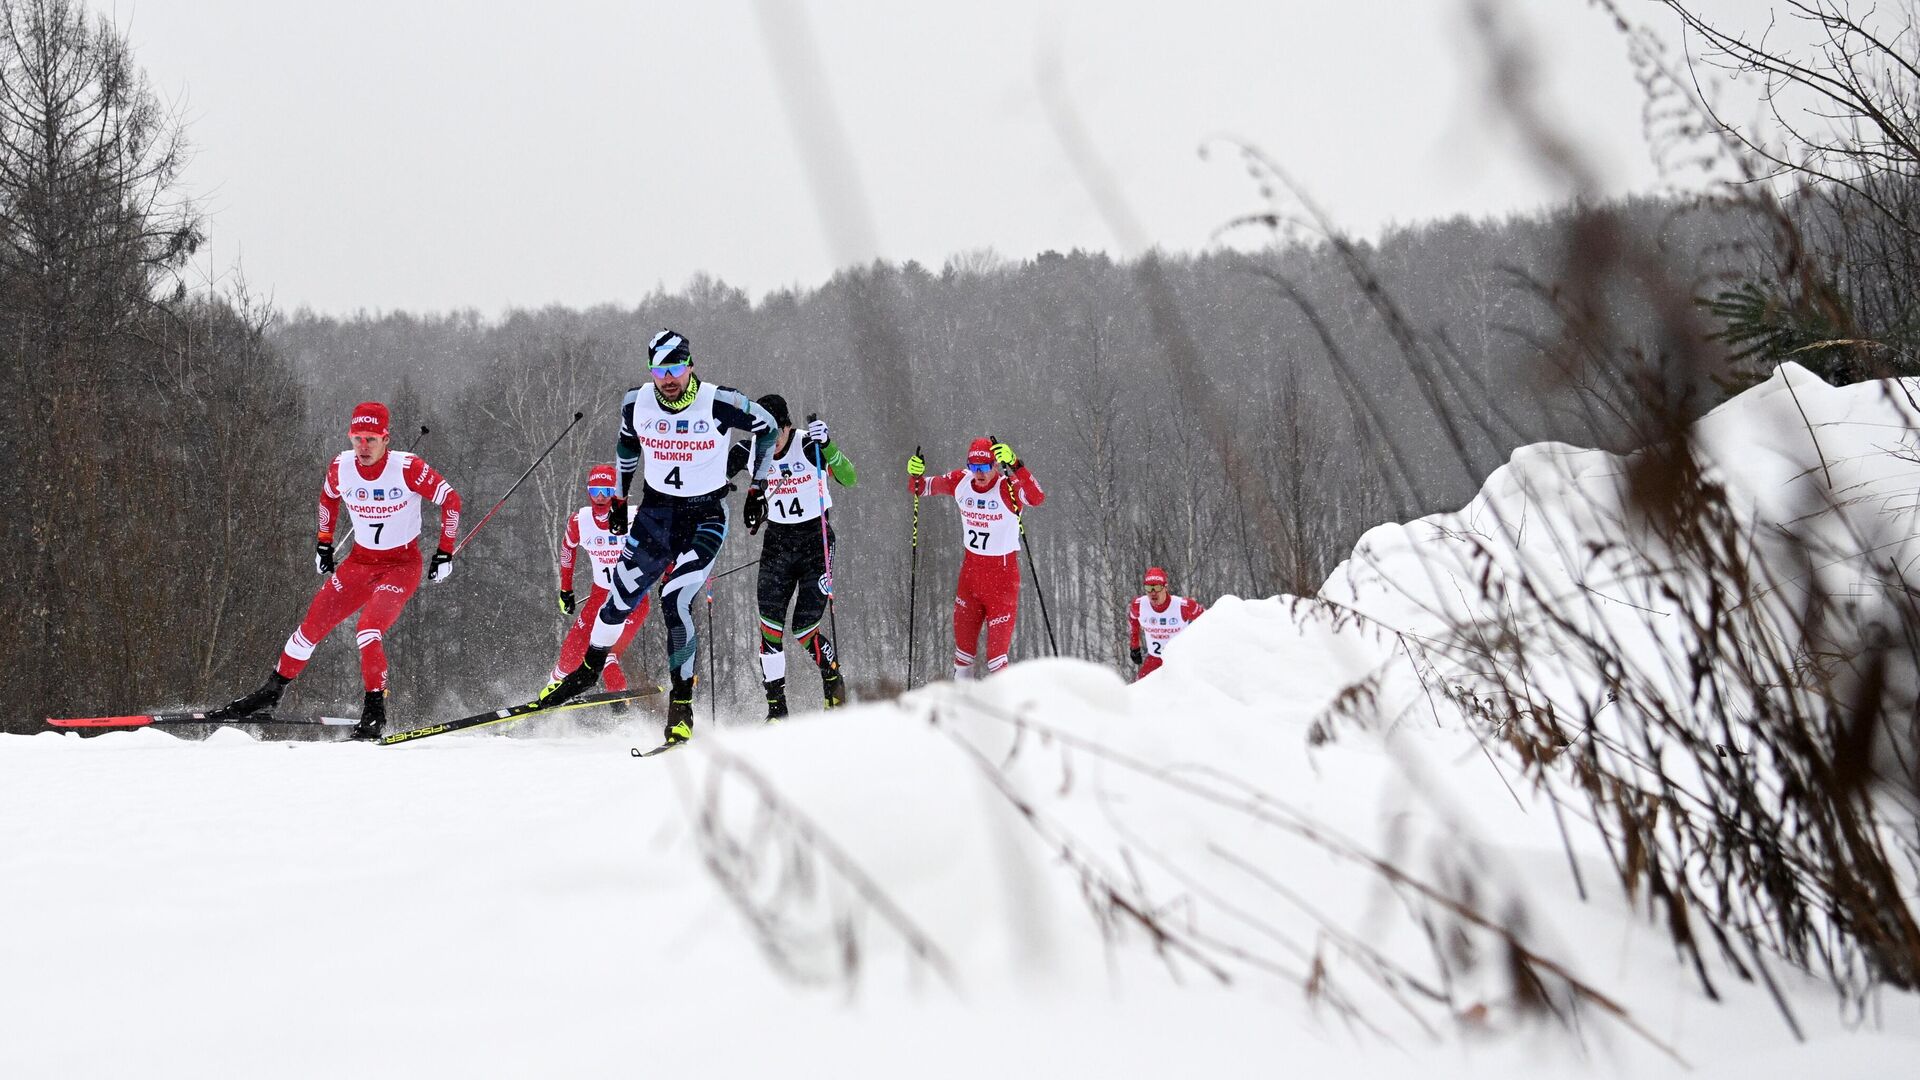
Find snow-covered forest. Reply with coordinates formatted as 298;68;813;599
5;0;1919;1076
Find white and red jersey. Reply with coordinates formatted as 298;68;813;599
560;505;625;592
763;435;832;524
913;465;1045;558
1129;594;1205;659
319;451;461;556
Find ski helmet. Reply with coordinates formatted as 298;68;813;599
757;394;791;429
647;329;692;368
586;463;617;505
1143;567;1169;587
349;402;390;437
967;437;995;467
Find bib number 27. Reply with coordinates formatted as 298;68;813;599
966;529;990;551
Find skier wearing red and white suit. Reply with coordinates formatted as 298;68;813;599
210;401;461;739
907;437;1045;678
552;463;653;691
1128;566;1204;680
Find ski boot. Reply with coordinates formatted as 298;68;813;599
663;675;695;746
537;645;607;708
764;678;789;723
352;689;386;742
820;666;846;710
208;670;291;720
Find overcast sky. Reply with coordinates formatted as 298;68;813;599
117;1;1739;315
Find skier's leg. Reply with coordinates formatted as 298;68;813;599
983;556;1022;675
539;510;672;706
276;560;377;681
788;534;839;701
552;586;609;682
603;595;651;693
952;563;987;679
658;507;728;685
755;540;800;715
352;559;423;693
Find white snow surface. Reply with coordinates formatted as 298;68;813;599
5;364;1918;1078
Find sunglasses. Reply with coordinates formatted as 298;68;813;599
650;363;690;379
588;486;617;497
967;462;994;473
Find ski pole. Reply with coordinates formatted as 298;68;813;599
991;435;1058;657
453;411;584;557
906;445;921;688
407;424;431;452
712;558;760;582
705;573;717;728
806;414;841;678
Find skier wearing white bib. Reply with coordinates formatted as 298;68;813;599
537;329;777;748
727;394;857;719
1128;566;1205;680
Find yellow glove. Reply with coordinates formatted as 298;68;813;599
906;452;926;477
992;441;1018;467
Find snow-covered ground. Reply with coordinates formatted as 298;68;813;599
5;365;1917;1078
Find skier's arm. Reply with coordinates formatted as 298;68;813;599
558;514;581;591
712;389;778;486
1127;599;1142;649
1184;597;1206;621
404;456;463;552
820;441;857;487
1009;463;1045;507
317;460;343;542
912;469;963;497
615;389;644;498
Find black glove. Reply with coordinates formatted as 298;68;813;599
607;496;628;535
429;549;454;583
315;540;335;575
1129;646;1144;667
558;589;576;615
743;485;768;534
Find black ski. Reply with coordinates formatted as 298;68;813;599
379;687;660;745
629;741;685;758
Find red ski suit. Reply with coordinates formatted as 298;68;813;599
277;451;461;692
551;504;652;689
911;464;1045;676
1129;593;1206;679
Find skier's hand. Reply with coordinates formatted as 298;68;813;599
992;441;1019;467
315;540;335;576
743;485;768;534
607;496;628;535
1129;646;1144;667
429;549;454;583
558;589;576;615
906;452;925;477
806;418;830;447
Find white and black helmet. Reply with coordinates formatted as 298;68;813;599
648;329;692;367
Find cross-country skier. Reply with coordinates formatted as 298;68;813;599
1128;566;1205;680
551;463;654;697
210;401;462;740
726;394;857;719
537;329;777;748
906;437;1044;678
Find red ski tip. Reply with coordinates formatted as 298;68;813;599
46;715;158;728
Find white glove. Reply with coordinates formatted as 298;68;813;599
806;418;830;445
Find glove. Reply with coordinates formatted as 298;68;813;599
429;549;454;583
806;418;830;447
1129;646;1144;667
315;540;335;575
906;452;925;477
992;441;1018;467
743;485;768;534
558;589;576;615
607;496;628;535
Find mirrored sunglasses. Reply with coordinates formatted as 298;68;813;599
588;486;617;497
967;462;994;473
650;363;690;378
